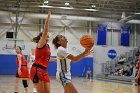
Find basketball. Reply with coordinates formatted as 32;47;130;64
80;34;94;48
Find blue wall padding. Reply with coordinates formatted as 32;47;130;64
0;55;93;77
71;57;93;77
0;54;17;74
47;62;57;76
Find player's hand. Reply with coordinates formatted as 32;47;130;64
18;69;22;75
47;9;51;17
87;43;94;49
83;47;93;56
85;43;93;52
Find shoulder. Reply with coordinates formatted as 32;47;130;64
58;46;66;51
58;47;68;54
17;54;22;58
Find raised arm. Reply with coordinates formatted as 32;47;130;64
38;10;51;48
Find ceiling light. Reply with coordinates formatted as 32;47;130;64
39;5;74;10
44;1;48;4
84;9;98;11
91;5;96;8
65;2;69;6
39;5;98;12
127;20;140;24
39;5;53;8
134;13;140;15
59;7;74;10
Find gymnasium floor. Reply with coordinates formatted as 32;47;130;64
0;75;137;93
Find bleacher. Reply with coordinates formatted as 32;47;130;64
98;48;138;83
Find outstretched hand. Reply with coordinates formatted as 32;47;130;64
18;69;22;75
47;9;51;18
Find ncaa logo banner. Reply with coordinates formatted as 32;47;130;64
108;49;117;59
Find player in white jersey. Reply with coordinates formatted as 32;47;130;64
27;48;36;93
27;48;35;68
52;35;93;93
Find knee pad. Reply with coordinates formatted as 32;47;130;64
22;80;28;88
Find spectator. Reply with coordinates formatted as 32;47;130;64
86;67;92;81
118;55;126;65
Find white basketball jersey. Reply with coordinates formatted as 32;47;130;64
29;54;35;67
57;46;71;73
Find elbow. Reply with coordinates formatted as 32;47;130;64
71;58;79;62
67;55;81;62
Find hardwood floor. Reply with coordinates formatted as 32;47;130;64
0;75;137;93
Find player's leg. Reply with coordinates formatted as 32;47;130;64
64;82;78;93
22;78;29;93
34;80;44;93
15;78;20;93
44;82;50;93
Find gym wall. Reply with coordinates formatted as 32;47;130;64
0;54;93;77
0;17;139;77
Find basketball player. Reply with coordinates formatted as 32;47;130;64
27;48;35;69
30;10;54;93
52;35;93;93
27;48;36;93
135;55;140;93
15;46;29;93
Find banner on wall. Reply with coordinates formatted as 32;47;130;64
97;24;107;45
120;25;130;46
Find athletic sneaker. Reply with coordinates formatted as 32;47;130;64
33;88;37;93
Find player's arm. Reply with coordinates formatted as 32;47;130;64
137;59;140;77
135;67;140;83
67;47;92;62
38;9;51;48
49;57;57;62
137;68;140;78
135;56;140;82
17;54;22;75
27;54;30;63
